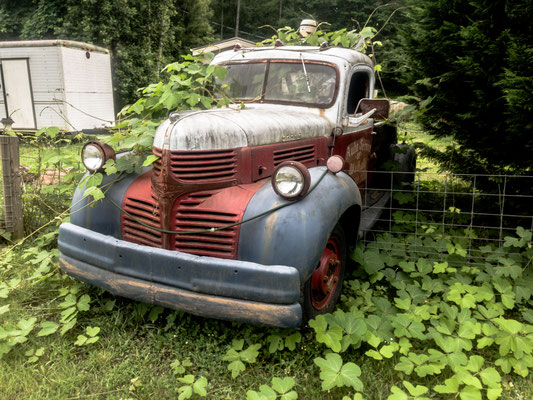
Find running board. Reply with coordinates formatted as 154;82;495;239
358;191;391;237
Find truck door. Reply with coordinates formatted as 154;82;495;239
0;59;36;130
334;68;374;189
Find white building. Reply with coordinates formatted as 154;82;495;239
0;40;115;132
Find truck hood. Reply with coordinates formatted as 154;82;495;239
153;107;334;151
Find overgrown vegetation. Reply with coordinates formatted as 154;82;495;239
1;201;531;398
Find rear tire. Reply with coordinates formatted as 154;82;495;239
302;223;346;321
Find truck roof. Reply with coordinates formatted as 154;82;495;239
212;45;373;69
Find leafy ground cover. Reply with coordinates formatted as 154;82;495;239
0;190;531;399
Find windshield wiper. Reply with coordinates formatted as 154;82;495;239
300;53;311;93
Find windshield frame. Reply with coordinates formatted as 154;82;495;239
217;59;340;109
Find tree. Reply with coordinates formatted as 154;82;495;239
2;0;214;108
398;0;533;175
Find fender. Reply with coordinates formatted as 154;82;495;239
70;171;145;238
238;166;362;282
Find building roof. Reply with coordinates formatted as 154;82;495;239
191;37;256;56
0;40;109;54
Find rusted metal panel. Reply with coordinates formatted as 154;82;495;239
238;167;361;282
153;108;334;151
359;98;390;120
59;254;302;328
58;222;301;305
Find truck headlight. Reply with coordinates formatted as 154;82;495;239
81;141;116;172
272;161;311;200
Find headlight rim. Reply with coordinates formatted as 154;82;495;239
81;141;116;173
271;161;311;200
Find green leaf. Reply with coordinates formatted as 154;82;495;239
178;375;195;384
60;317;77;335
74;335;88;346
17;317;36;334
314;353;342;390
434;376;459;394
403;381;428;396
37;321;59;337
394;297;411;311
148;306;164;323
193;377;208;396
178;385;193;400
271;377;295;394
284;332;301;351
142;155;160;167
77;294;91;311
228;360;245;378
0;305;9;315
86;326;100;337
365;349;383;360
433;261;448;273
479;367;501;387
387;386;408;400
267;334;283;353
340;362;363;391
487;387;503;400
394;357;414;375
459;385;481;400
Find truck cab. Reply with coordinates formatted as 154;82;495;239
58;45;415;328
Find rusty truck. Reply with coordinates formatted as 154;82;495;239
58;44;415;328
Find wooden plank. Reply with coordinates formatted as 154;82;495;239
0;134;23;238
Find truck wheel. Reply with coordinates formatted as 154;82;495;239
303;224;346;320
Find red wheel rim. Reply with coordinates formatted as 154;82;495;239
310;237;341;310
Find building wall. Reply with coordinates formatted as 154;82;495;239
60;47;115;131
0;46;66;129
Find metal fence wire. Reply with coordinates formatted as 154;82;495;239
359;170;533;267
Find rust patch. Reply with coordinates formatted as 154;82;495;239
60;256;299;327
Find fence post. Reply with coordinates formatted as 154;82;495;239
0;134;24;239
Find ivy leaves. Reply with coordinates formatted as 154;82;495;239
313;353;363;391
223;339;262;378
309;226;533;399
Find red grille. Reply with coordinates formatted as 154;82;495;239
172;190;240;259
273;144;316;166
152;148;162;177
122;194;163;248
168;149;238;183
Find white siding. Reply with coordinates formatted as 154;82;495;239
0;46;66;129
61;47;115;130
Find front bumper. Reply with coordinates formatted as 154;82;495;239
58;223;302;328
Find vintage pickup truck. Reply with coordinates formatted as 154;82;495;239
58;44;415;328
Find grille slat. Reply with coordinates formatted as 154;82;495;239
122;195;163;248
273;145;315;166
173;191;240;258
154;148;238;183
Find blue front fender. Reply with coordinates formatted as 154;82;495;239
237;167;362;282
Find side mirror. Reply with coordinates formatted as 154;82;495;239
357;99;390;120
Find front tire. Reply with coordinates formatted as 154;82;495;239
302;223;346;320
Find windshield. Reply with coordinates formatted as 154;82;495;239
217;61;337;107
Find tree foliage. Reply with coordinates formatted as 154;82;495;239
398;0;533;175
1;0;214;108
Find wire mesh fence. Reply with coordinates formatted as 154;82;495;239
359;170;533;267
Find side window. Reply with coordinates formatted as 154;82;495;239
346;71;370;114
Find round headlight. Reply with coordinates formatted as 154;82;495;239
272;161;311;200
81;141;116;172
